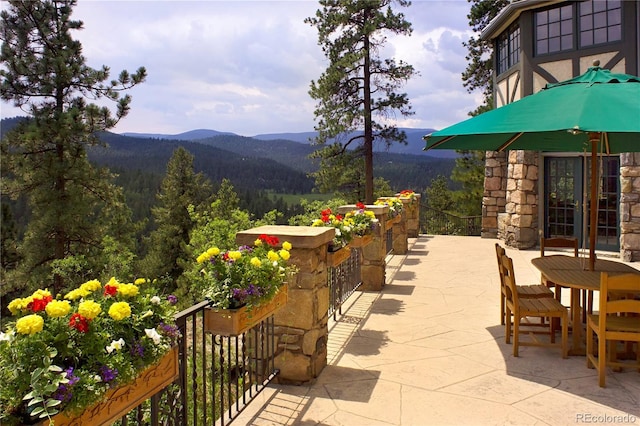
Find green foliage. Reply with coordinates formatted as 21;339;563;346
140;148;214;285
306;0;417;203
425;175;454;212
0;0;146;294
451;150;485;215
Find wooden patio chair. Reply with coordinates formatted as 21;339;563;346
501;253;569;358
586;273;640;387
540;237;593;323
496;243;554;326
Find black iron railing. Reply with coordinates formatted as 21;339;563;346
420;205;482;236
114;301;279;425
328;247;362;320
386;227;393;255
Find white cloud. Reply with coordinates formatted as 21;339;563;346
1;0;482;135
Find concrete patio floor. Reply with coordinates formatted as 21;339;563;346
234;235;640;426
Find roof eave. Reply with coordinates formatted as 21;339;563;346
480;0;563;41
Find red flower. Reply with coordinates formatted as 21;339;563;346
29;295;53;312
69;313;90;333
321;208;332;216
335;214;343;221
258;234;279;246
356;202;365;210
104;285;118;296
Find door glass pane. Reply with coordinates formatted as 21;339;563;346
545;157;576;238
586;156;620;250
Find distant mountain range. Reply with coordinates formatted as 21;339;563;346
122;127;457;159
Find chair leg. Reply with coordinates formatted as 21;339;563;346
586;324;594;369
501;292;505;326
598;334;606;387
505;307;512;344
560;312;568;359
513;314;520;357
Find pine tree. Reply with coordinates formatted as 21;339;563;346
0;0;146;293
141;147;213;286
451;0;509;216
306;0;417;203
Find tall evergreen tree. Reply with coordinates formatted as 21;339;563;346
306;0;417;203
0;0;146;293
451;0;508;215
141;147;213;286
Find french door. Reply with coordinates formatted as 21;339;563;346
544;156;620;251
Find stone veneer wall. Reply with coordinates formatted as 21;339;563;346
482;151;507;238
503;150;539;249
236;225;334;385
619;153;640;261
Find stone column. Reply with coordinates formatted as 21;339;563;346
504;150;539;249
236;225;334;384
395;193;421;238
483;151;507;238
338;204;389;291
619;153;640;261
392;197;409;254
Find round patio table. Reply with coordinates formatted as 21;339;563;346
530;255;640;355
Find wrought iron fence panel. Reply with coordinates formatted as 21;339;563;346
420;205;482;236
328;247;362;320
113;300;279;425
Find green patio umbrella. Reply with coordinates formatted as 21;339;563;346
424;64;640;270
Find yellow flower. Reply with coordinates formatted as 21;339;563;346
108;302;131;320
207;247;220;256
267;250;279;262
196;252;208;264
312;219;324;227
279;249;290;261
254;238;263;246
8;298;30;315
117;283;139;297
250;257;262;267
228;251;242;261
65;288;90;301
16;314;44;335
134;278;148;285
45;300;71;318
79;279;101;293
365;211;376;218
78;300;102;320
282;241;292;251
31;289;52;299
106;277;121;287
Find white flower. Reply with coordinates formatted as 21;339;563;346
150;296;161;305
106;338;125;354
145;328;162;344
0;330;14;342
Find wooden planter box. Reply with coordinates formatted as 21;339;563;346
49;346;179;426
327;246;351;268
204;285;288;336
386;214;402;228
349;234;373;248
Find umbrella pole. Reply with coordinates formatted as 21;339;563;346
589;132;600;271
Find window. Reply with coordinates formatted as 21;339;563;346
579;0;622;47
535;4;574;55
497;24;520;74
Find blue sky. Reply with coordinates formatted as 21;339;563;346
1;0;482;136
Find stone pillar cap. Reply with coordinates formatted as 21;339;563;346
337;204;388;215
236;225;334;249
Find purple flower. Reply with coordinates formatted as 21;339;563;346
159;322;180;339
130;341;144;358
167;295;178;305
99;365;118;384
53;367;79;402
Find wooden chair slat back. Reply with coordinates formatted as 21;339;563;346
600;273;640;317
540;237;579;257
500;253;518;308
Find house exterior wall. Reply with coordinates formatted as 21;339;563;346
482;0;640;255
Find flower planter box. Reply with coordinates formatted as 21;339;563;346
349;234;373;248
48;346;179;426
386;214;401;228
327;246;351;268
204;285;288;336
